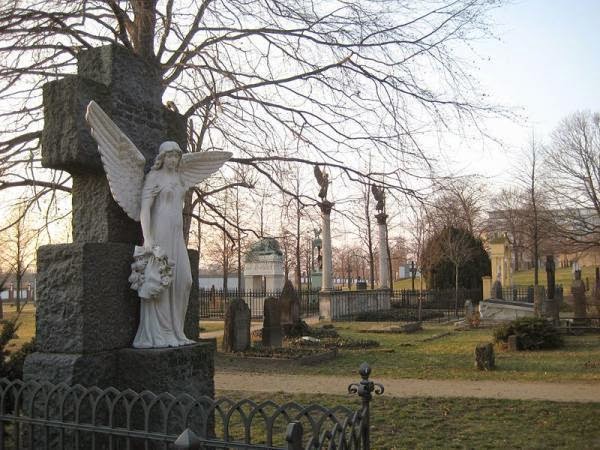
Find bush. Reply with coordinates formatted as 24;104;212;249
0;318;36;379
493;317;563;350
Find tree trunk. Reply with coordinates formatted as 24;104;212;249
365;196;375;289
455;263;459;316
295;195;302;290
182;189;194;245
131;0;158;60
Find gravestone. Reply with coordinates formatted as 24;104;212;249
571;270;587;326
262;297;282;348
222;298;251;352
280;279;301;327
507;335;518;352
475;343;495;370
464;299;474;317
23;44;211;398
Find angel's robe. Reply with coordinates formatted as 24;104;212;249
133;169;194;348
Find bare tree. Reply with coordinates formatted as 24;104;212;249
439;227;477;313
489;187;532;272
428;178;487;237
0;206;38;312
545;111;600;250
513;134;554;285
0;0;506;243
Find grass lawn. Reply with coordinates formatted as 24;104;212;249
218;321;600;382
6;307;600;383
218;390;600;449
512;265;597;291
300;322;600;382
394;277;427;290
199;320;225;333
2;304;35;352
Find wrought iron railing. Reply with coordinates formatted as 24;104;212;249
389;287;482;321
492;285;564;303
199;289;320;320
0;364;382;449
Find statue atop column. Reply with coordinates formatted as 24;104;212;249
313;165;330;201
371;184;385;213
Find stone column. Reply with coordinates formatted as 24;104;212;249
320;201;334;291
376;213;390;289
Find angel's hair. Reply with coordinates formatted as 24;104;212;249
152;141;182;170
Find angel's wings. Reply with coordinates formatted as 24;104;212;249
314;165;327;186
86;101;146;221
180;151;232;189
371;184;384;201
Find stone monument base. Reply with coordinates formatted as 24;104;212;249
116;341;215;398
24;342;215;398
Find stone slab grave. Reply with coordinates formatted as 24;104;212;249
359;323;422;334
478;299;534;323
222;298;251;353
262;297;282;348
23;44;211;397
280;279;301;335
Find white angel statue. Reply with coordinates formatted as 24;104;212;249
86;101;232;349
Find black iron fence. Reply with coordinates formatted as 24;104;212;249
390;287;483;321
199;289;320;319
0;364;382;449
328;290;391;321
493;285;564;303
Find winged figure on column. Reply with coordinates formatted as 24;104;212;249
86;101;232;349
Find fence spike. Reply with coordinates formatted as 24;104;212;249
174;428;202;450
286;421;303;450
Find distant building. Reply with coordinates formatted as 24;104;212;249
198;270;239;290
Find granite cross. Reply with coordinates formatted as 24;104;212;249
42;44;187;243
24;44;198;388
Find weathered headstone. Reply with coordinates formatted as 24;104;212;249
464;299;474;317
222;298;251;352
262;297;282;348
543;255;559;324
475;343;495;370
507;334;518;352
280;279;301;327
23;44;210;397
572;269;587;326
533;285;545;317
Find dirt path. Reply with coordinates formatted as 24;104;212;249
215;371;600;403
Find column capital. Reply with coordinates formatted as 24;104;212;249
375;212;388;225
319;200;334;215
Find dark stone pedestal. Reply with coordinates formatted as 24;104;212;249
34;242;138;353
25;243;203;390
24;342;215;397
116;342;215;398
23;351;117;387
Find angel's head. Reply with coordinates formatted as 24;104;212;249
152;141;183;171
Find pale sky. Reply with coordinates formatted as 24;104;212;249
443;0;600;188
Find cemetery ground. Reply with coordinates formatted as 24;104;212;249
4;308;600;448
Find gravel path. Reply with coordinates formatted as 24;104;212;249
216;371;600;403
